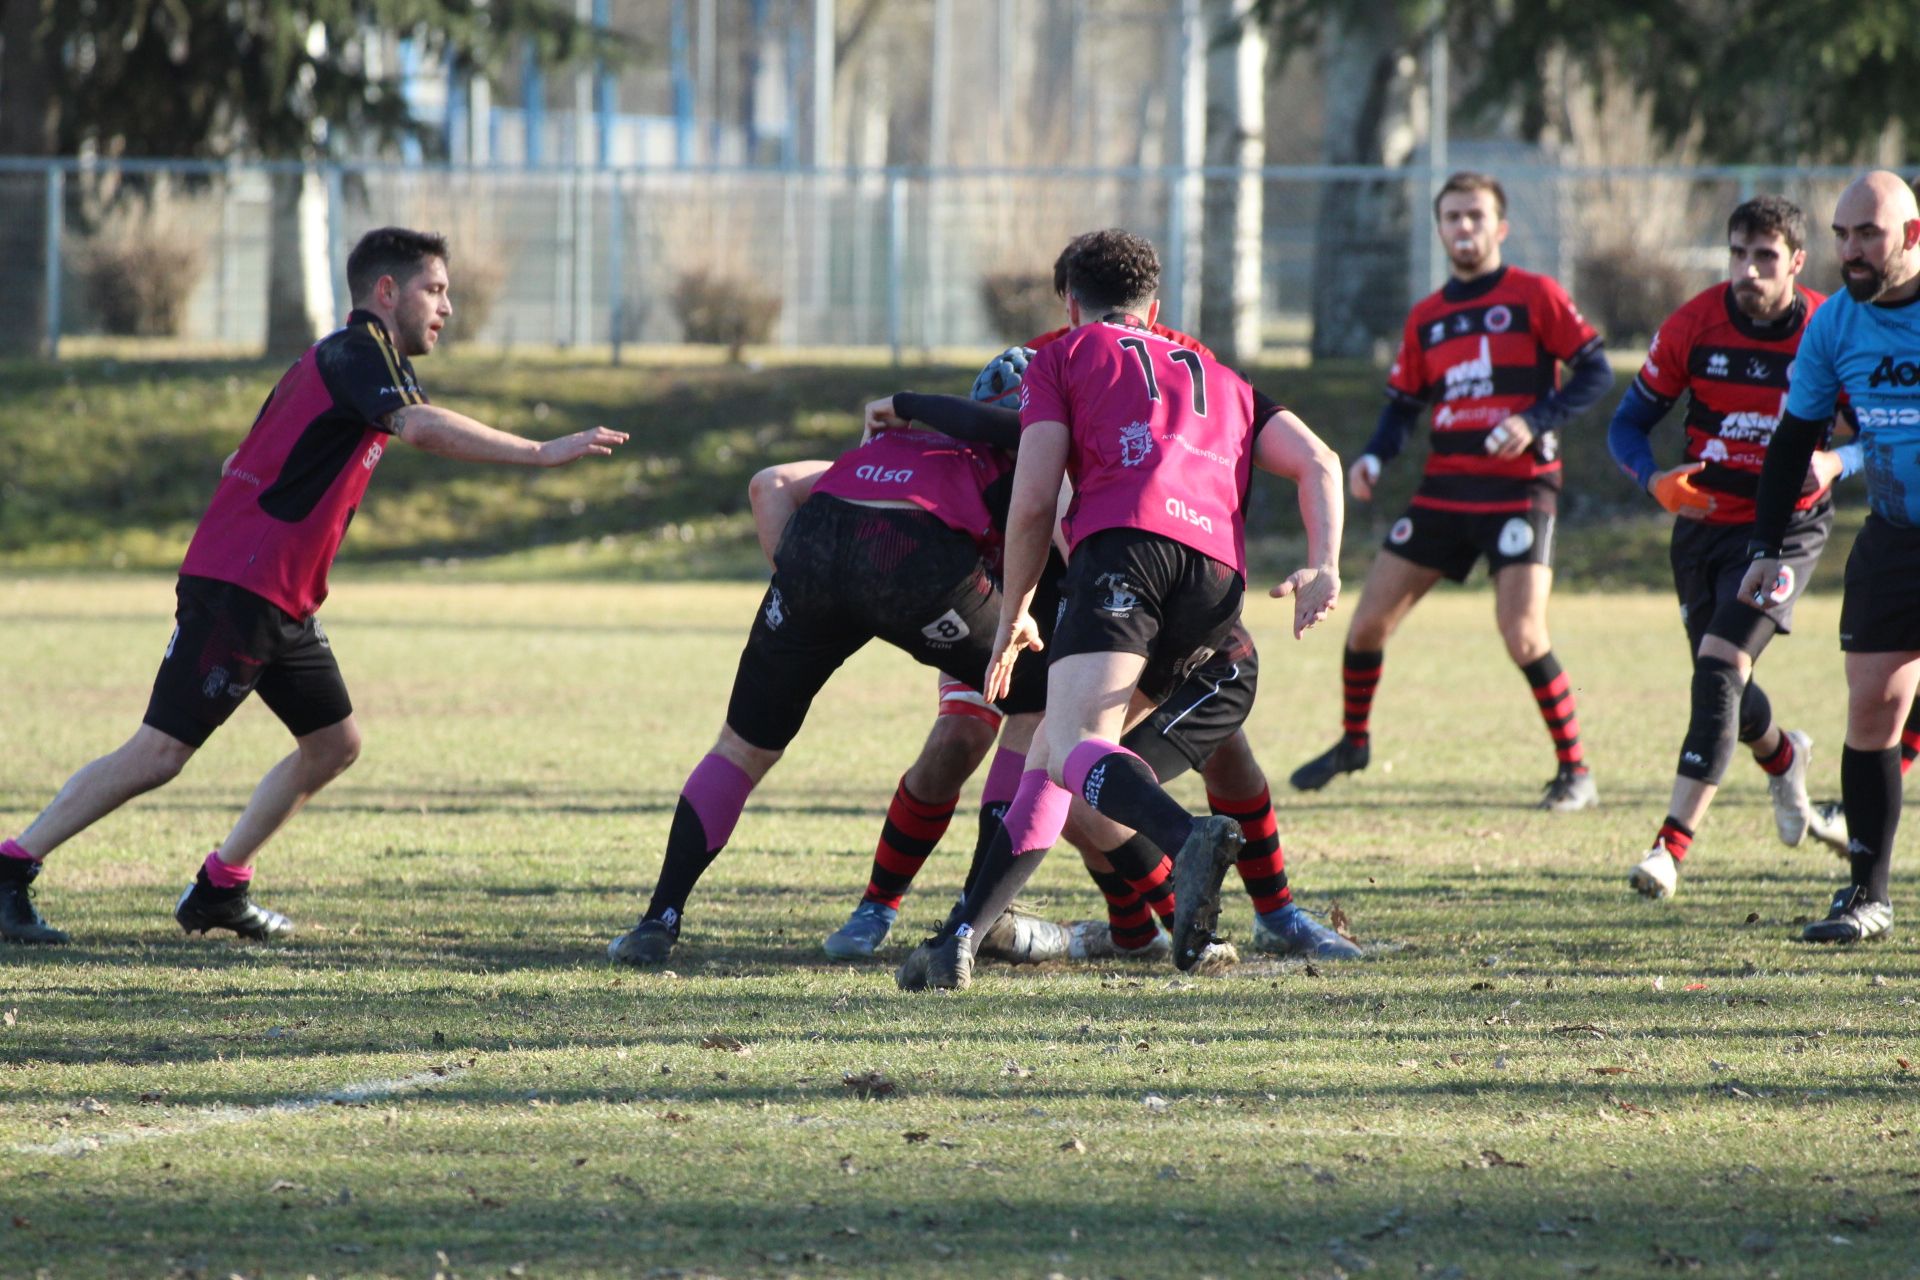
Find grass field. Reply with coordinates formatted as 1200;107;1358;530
2;574;1914;1279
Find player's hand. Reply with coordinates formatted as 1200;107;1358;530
1805;449;1843;496
1348;454;1382;501
1484;415;1535;460
1271;566;1340;638
984;609;1043;702
1649;462;1715;518
1738;557;1786;610
536;426;629;466
862;397;909;444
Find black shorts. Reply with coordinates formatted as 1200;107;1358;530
1383;487;1558;583
143;575;353;748
1050;528;1244;705
725;498;1048;751
1840;513;1920;653
1121;632;1257;782
1671;503;1830;655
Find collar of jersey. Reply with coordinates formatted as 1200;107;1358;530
1441;265;1509;304
1719;284;1806;343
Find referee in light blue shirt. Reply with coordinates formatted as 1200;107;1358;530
1745;170;1920;943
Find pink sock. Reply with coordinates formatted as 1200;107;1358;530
980;746;1027;808
1;838;40;864
203;851;253;888
682;753;755;852
1000;769;1072;856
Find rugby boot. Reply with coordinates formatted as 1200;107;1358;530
0;859;69;946
922;926;974;990
822;900;896;959
608;911;678;966
1170;816;1244;972
1627;846;1678;900
975;906;1072;964
1252;903;1364;958
1801;884;1893;944
1289;738;1369;792
1808;801;1850;857
894;936;935;991
174;870;292;940
1539;764;1599;813
1766;730;1816;847
1066;919;1170;962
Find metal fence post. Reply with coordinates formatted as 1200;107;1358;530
44;165;64;359
608;173;626;366
886;171;905;366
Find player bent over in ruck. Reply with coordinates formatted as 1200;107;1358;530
896;228;1343;990
0;228;627;945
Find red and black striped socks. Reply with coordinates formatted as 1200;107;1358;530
1341;648;1383;748
1654;816;1694;862
862;777;956;910
1522;653;1586;771
1212;785;1291;914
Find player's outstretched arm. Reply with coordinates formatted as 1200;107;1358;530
747;460;829;567
1253;409;1343;638
391;404;628;467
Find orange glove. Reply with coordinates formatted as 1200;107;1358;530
1650;464;1715;516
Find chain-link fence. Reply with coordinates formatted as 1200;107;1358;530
0;158;1872;361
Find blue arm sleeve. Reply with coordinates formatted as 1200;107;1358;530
1835;441;1865;480
1361;394;1423;465
1604;381;1676;491
1521;341;1616;433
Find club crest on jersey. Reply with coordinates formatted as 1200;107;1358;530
1745;356;1771;380
764;588;786;631
1485;305;1512;334
1497;517;1535;558
1119;420;1154;467
1767;564;1796;605
363;441;384;470
1388;517;1414;545
1094;573;1139;617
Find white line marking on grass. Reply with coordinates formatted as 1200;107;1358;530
11;1065;466;1158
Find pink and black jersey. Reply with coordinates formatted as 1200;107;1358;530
179;311;424;619
1635;283;1830;525
811;428;1012;553
1386;266;1600;502
1019;317;1256;575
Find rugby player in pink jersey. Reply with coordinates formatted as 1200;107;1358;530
895;228;1344;989
0;228;627;946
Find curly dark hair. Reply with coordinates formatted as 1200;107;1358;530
1052;231;1100;298
1063;228;1160;313
346;227;450;304
1727;195;1807;254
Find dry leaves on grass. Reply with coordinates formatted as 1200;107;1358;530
841;1071;896;1099
2;1008;15;1028
1590;1066;1635;1076
1000;1061;1033;1079
699;1033;750;1054
1328;904;1358;942
901;1131;930;1144
1472;1149;1528;1169
1552;1023;1608;1040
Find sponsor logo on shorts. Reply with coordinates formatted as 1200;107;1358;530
1485;305;1512;333
855;463;914;484
764;588;786;631
1683;750;1706;766
1119;421;1155;467
202;666;230;699
363;441;384;470
1767;564;1796;605
1164;497;1214;535
1497;517;1536;558
1095;572;1139;617
1388;517;1414;546
920;608;971;646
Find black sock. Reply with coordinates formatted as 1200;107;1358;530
947;824;1045;952
1072;749;1194;857
1841;745;1900;904
960;800;1010;898
644;798;722;923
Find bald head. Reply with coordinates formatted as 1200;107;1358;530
1833;170;1920;302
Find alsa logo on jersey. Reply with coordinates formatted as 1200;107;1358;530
855;463;914;484
1119;421;1155;467
1163;497;1214;535
362;441;384;470
1443;337;1495;401
1868;355;1920;388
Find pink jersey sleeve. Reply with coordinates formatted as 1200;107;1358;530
1018;340;1073;432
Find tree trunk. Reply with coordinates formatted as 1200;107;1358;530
0;0;56;355
264;168;338;359
1309;0;1416;361
1198;0;1266;365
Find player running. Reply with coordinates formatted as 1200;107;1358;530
897;228;1344;990
1289;171;1614;810
0;227;628;945
604;400;1054;967
1609;196;1850;898
1743;170;1920;943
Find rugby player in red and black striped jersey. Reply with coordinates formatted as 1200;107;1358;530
1608;196;1852;899
1289;171;1614;810
0;228;627;946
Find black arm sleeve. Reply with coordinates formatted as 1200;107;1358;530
1747;410;1825;557
1520;340;1614;433
890;392;1023;451
1361;394;1424;464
